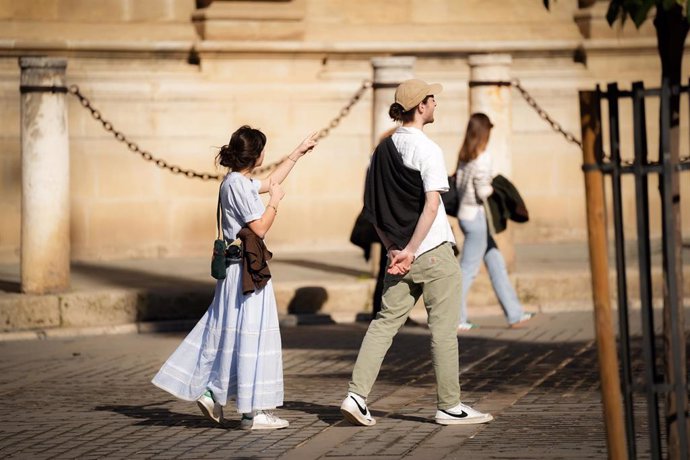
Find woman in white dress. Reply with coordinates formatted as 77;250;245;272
152;125;317;430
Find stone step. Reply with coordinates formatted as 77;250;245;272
2;264;687;334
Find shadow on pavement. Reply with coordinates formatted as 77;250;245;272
287;286;329;314
0;280;20;293
72;262;213;291
282;400;436;425
273;258;371;278
94;401;236;430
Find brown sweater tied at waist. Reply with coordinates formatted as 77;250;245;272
237;227;272;295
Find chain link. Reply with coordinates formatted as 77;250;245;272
251;79;372;176
511;79;583;148
315;80;373;141
80;78;664;171
69;80;373;180
69;85;220;181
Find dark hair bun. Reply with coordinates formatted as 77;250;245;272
389;102;405;122
216;125;267;171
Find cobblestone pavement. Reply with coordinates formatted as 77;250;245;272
0;310;685;459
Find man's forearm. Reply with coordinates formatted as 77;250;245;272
404;191;440;255
404;207;435;254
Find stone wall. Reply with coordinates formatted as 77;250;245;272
0;0;688;263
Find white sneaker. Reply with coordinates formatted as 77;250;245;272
196;393;223;424
240;410;289;430
340;392;376;426
509;312;536;328
435;402;493;425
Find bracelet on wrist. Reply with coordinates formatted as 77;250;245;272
287;155;298;163
267;204;278;214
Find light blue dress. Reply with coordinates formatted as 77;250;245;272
152;172;284;413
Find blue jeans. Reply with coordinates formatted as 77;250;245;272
458;211;523;325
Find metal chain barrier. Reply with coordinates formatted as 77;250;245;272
512;80;688;167
510;78;583;149
254;79;372;175
60;80;690;175
69;85;221;180
68;79;373;180
315;80;373;141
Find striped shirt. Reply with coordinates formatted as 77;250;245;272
455;150;494;221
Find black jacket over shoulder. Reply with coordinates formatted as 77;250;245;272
487;174;529;234
363;137;424;249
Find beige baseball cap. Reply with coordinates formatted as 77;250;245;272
394;79;443;111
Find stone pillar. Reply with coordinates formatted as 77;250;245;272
468;54;515;270
371;56;415;148
19;57;70;294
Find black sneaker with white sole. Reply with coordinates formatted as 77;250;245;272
340;392;376;426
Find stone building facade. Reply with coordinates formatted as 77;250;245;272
0;0;687;263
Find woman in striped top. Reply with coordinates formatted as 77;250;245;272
455;113;534;330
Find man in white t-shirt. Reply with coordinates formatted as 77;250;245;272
340;79;493;426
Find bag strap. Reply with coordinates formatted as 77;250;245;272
216;184;223;241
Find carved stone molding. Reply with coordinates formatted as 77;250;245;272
192;0;305;40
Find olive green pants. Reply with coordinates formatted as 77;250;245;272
348;242;462;410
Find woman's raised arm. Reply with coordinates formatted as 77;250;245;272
258;132;318;193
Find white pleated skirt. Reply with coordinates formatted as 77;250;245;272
151;263;284;413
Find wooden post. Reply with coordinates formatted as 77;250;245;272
579;90;628;460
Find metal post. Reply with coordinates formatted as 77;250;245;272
606;82;637;459
579;89;628;460
19;57;70;294
632;81;661;458
659;79;689;459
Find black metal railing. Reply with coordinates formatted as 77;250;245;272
582;79;689;459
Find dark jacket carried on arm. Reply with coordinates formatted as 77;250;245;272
238;227;272;295
362;137;425;250
486;174;529;234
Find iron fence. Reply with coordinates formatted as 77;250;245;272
581;79;689;459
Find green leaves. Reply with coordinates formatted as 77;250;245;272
605;0;654;27
544;0;688;26
532;0;687;28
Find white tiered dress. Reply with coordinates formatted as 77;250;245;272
152;172;284;413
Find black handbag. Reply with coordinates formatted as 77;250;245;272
441;174;459;216
211;186;242;280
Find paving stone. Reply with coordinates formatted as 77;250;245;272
0;311;688;458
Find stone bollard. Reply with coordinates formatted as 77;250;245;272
19;57;70;294
468;53;515;270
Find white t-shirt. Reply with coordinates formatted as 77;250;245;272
391;126;456;257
